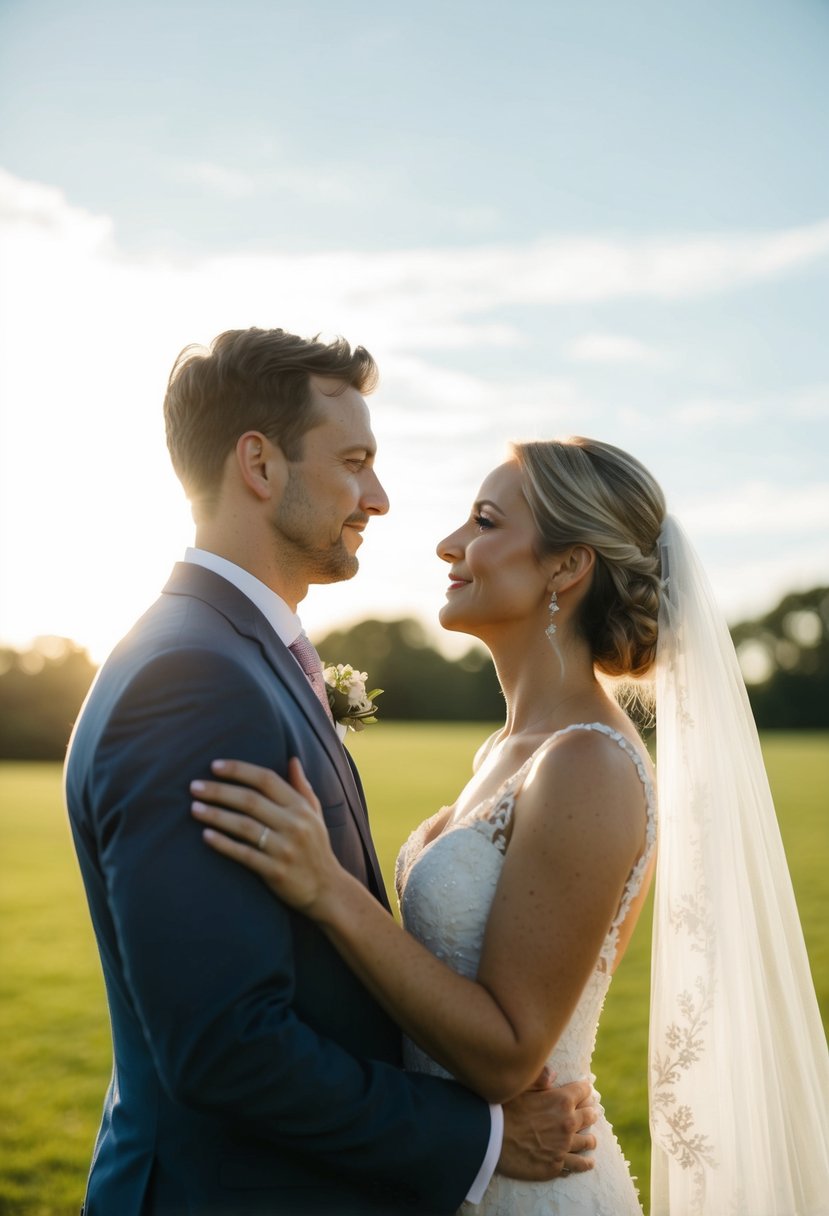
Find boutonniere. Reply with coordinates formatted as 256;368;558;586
322;663;384;732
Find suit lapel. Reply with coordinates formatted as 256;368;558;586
163;563;389;906
248;613;390;904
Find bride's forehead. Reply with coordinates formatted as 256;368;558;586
475;460;523;501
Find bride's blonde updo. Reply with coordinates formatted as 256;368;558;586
512;437;666;679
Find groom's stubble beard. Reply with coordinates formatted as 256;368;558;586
270;463;361;585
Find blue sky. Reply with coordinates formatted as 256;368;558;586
1;0;827;660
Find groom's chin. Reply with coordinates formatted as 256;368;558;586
311;555;359;586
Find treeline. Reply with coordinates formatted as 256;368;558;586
1;587;827;759
731;586;829;729
0;638;98;760
315;618;504;720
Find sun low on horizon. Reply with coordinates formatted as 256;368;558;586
0;0;827;666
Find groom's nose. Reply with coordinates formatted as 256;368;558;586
362;469;390;515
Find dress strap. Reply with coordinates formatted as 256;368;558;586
557;725;656;971
472;724;657;970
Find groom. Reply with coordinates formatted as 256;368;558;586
65;327;597;1215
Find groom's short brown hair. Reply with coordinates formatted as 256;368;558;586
164;327;378;515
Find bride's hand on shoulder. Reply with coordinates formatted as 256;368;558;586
190;758;343;917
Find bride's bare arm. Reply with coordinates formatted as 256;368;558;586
191;733;646;1104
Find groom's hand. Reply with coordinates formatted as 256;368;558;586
497;1078;597;1181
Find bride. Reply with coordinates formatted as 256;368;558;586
190;437;829;1215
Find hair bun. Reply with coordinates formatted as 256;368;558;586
590;564;662;678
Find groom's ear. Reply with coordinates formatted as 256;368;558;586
235;432;288;502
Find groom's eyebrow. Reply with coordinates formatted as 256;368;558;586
474;499;505;515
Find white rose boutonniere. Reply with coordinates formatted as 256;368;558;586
322;662;383;732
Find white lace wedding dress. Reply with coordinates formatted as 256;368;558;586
395;723;656;1216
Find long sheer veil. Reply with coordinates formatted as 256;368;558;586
650;515;829;1215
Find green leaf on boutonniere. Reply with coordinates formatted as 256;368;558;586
322;663;384;732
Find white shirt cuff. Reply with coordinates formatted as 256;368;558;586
465;1103;503;1204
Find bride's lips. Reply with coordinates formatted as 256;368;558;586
446;574;471;593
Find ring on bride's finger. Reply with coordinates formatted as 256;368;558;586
560;1167;571;1177
257;827;270;852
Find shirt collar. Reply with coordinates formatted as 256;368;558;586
183;548;301;647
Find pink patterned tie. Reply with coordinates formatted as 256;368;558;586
289;632;335;724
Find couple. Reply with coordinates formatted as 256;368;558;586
65;327;828;1216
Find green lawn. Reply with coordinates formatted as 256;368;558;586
1;731;826;1215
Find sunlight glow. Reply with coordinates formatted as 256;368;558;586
1;169;828;661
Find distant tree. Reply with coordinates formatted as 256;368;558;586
0;638;97;759
0;588;825;761
314;618;504;721
732;587;829;728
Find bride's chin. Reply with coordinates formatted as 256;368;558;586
438;602;463;632
438;603;479;639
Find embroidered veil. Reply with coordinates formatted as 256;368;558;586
650;516;829;1214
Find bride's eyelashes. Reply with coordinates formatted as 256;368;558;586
472;512;495;530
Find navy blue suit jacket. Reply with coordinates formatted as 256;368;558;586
64;563;490;1215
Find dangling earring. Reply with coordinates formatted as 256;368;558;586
546;591;559;638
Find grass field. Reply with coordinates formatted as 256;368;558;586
1;730;826;1215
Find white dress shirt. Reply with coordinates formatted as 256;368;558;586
184;547;302;646
182;547;503;1203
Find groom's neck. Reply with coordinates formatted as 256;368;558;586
193;524;308;613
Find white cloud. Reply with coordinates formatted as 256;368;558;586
371;218;829;311
673;398;760;427
0;167;113;251
615;407;653;430
446;204;502;235
678;482;829;535
172;152;367;207
176;161;257;199
0;168;827;657
567;332;667;365
663;385;829;428
788;385;829;420
267;164;357;204
4;174;829;323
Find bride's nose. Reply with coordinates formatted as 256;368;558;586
437;527;464;562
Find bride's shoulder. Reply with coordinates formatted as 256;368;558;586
523;723;649;828
472;729;502;774
533;720;639;769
